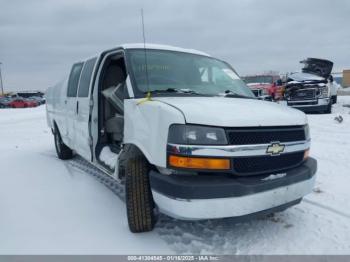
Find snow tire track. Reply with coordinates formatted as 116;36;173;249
303;199;350;220
67;156;125;201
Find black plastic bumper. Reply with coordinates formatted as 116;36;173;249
149;157;317;199
291;104;329;113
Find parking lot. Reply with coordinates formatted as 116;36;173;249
0;96;350;254
0;94;45;108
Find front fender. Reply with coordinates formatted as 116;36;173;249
124;99;185;167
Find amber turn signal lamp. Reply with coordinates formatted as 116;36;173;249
303;149;310;160
169;155;230;170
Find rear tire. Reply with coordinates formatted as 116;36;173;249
54;127;73;160
125;154;156;233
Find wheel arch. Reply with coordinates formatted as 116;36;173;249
52;120;59;134
118;143;153;179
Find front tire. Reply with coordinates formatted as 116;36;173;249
323;102;332;114
125;154;156;233
54;127;73;160
331;95;337;104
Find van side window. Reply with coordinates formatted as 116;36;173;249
67;63;84;97
78;57;97;97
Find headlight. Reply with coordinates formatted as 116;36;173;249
304;124;310;140
168;124;228;145
319;86;329;98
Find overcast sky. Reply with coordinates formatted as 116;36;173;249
0;0;349;91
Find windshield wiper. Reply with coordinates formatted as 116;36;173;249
144;88;179;94
179;88;201;94
144;88;201;95
222;90;254;99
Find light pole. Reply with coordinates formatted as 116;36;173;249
0;62;4;95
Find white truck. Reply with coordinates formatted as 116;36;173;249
282;58;337;113
46;44;317;233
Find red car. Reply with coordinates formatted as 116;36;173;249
242;74;284;100
24;98;39;107
9;98;37;108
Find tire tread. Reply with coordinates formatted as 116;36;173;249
126;155;155;233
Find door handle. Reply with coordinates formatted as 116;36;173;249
76;101;79;114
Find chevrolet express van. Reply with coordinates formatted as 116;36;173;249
46;44;317;233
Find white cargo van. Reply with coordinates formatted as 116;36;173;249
46;44;317;233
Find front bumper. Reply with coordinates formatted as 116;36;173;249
150;158;317;220
280;98;330;112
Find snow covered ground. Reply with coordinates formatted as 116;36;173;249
1;97;350;255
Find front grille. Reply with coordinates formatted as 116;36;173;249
233;151;305;175
226;126;306;145
288;101;318;106
289;89;316;101
252;89;262;97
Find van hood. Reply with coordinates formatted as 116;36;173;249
155;97;307;127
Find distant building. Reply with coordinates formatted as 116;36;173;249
343;70;350;88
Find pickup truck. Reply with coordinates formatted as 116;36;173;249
46;44;317;233
242;74;284;100
281;58;337;113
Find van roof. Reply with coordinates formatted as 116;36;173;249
78;43;211;64
119;43;211;57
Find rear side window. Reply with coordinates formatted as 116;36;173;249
67;63;84;97
78;57;97;97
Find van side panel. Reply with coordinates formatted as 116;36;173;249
46;78;70;146
123;99;185;167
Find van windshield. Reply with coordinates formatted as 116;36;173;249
127;49;254;98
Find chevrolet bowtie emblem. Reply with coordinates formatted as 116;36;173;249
266;142;285;156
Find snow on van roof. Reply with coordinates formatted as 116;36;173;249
120;43;211;57
78;43;211;64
